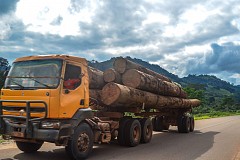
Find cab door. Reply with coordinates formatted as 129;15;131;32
59;61;89;118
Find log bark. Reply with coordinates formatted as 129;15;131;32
89;89;105;110
122;69;187;98
101;83;200;109
103;68;122;84
113;57;172;82
88;66;105;89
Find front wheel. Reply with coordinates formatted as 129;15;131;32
16;141;43;153
65;122;93;160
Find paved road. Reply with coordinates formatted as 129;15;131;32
1;116;240;160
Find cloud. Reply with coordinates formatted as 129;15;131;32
1;0;240;84
0;0;19;15
187;43;240;74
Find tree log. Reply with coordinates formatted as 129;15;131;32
88;66;105;89
122;69;187;98
113;57;172;82
89;89;105;110
103;68;122;84
101;83;200;109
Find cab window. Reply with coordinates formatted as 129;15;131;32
63;64;82;90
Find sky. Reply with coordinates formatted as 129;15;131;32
1;0;240;84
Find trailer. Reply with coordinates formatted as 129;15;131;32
0;55;200;159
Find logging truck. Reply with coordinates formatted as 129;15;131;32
0;55;200;159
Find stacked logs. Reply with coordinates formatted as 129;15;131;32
89;57;200;110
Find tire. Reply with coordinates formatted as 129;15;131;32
65;122;94;160
163;124;170;130
117;117;130;146
16;141;43;153
190;116;195;132
155;116;164;132
140;118;153;143
152;117;157;131
178;115;190;133
125;119;141;147
177;116;184;133
182;116;190;133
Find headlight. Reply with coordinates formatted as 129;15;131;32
41;121;60;129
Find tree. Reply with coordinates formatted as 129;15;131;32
0;57;10;88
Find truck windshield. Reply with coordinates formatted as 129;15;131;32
4;59;63;89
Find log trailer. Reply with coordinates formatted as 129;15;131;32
0;55;200;159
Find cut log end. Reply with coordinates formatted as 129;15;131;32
101;83;121;105
103;68;121;83
113;57;127;73
122;69;141;88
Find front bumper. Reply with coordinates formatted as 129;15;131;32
0;100;72;145
2;119;72;145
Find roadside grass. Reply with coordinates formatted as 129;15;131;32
194;111;240;120
0;135;5;144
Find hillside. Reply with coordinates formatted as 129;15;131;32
89;56;240;109
89;56;237;93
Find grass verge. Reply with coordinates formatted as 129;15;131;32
194;111;240;120
0;135;5;144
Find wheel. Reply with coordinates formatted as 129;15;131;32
117;117;130;145
65;122;93;160
125;119;141;147
190;116;195;132
163;123;170;130
178;115;190;133
152;117;157;131
16;141;43;153
140;118;153;143
155;116;164;131
182;116;190;133
177;116;184;133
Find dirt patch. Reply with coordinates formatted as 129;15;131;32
0;135;15;149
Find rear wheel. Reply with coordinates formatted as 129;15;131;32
163;124;170;130
125;119;141;147
16;141;43;153
65;122;93;160
190;116;195;132
183;116;190;133
152;117;157;131
140;118;153;143
178;115;190;133
117;117;130;145
177;116;184;133
154;116;169;131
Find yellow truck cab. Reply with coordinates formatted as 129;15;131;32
0;55;95;159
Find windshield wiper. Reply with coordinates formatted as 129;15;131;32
8;80;25;89
29;78;51;88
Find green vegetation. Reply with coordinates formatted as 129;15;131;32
0;57;10;89
194;111;240;120
0;135;4;143
183;83;240;120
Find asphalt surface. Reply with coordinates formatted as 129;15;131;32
1;116;240;160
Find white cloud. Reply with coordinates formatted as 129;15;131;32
142;12;170;25
1;0;240;84
15;0;99;37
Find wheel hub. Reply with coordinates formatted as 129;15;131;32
77;132;89;152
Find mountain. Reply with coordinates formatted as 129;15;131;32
89;56;237;92
89;56;181;82
89;56;240;105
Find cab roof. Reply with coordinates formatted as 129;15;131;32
14;54;87;65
